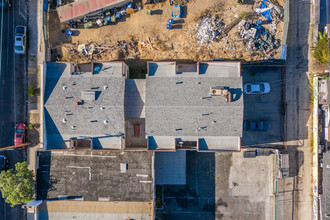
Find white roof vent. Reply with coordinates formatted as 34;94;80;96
104;120;109;125
62;119;67;123
71;125;76;130
104;85;108;90
100;107;105;110
63;86;67;90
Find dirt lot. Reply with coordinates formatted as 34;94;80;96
48;0;284;64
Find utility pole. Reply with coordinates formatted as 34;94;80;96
0;143;31;151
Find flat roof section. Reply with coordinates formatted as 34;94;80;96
37;151;153;202
44;62;126;150
148;62;176;77
199;62;241;77
57;0;132;23
37;200;153;220
124;79;146;118
322;152;330;220
155;151;186;185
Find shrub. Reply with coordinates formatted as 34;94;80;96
312;31;329;64
27;86;37;97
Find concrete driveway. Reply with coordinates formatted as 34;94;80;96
241;66;285;147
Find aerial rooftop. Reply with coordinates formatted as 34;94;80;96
145;62;243;151
44;62;128;150
37;151;153;201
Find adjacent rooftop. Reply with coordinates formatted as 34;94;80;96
44;62;128;150
145;61;243;151
37;150;153;201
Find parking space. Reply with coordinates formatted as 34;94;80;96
241;66;285;146
155;151;275;220
215;151;274;219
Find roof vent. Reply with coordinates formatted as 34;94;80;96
212;121;217;124
104;85;108;90
196;81;201;84
81;91;96;101
100;107;105;110
74;99;84;106
210;86;232;102
63;86;67;90
71;125;76;130
104;120;109;125
62;119;67;124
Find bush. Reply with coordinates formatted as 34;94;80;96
27;86;37;97
312;31;329;64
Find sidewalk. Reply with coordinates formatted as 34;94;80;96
27;0;43;175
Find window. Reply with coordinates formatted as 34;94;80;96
16;128;24;133
247;85;251;92
260;84;265;92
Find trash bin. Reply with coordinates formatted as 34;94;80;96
146;9;151;15
256;19;263;25
166;24;172;29
168;19;174;24
116;12;122;19
83;21;93;29
66;30;73;36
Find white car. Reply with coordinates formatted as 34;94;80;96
244;82;270;94
14;25;26;54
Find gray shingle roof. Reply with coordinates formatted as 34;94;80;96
44;62;125;150
145;76;243;137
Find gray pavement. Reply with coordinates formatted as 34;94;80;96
241;66;284;147
277;0;312;219
0;0;29;219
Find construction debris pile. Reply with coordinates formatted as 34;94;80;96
193;15;226;44
238;20;280;58
64;40;141;61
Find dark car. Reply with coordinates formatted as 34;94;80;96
243;121;270;131
0;155;8;171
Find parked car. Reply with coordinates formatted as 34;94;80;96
243;121;270;131
244;82;270;94
14;123;26;145
14;25;26;54
0;155;8;171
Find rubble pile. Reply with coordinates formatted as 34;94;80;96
64;40;141;61
193;15;225;44
238;20;280;58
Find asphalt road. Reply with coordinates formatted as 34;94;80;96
277;0;312;219
0;0;28;219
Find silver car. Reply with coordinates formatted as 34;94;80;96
244;82;270;94
14;25;26;54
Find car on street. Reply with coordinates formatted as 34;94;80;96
244;82;270;94
0;155;8;171
14;123;26;145
14;25;26;54
243;120;270;131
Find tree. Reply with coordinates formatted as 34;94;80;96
312;31;329;64
0;162;34;207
